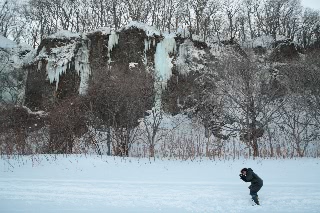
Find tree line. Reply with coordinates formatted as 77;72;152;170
1;0;320;48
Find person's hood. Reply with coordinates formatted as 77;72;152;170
247;168;253;172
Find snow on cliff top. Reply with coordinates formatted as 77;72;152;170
87;27;112;35
124;21;161;37
242;35;289;48
124;21;189;40
47;30;81;39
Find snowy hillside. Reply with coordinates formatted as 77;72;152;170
0;35;34;104
0;155;319;213
0;35;17;49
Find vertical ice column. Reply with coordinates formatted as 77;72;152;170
154;36;176;108
144;39;151;65
107;31;119;64
154;37;176;87
75;41;91;95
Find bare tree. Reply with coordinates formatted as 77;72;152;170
222;0;240;41
142;107;163;159
278;0;301;39
205;52;288;157
87;65;154;157
242;0;260;39
191;0;208;36
299;8;320;48
0;1;16;37
201;0;220;42
277;95;318;157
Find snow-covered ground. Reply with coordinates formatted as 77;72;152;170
0;155;320;213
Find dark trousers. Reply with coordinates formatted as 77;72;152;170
249;184;262;196
250;184;262;204
249;185;262;198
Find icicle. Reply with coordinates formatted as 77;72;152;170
144;39;151;65
46;59;68;90
176;42;188;75
154;36;176;108
37;61;42;71
43;42;77;91
107;31;119;64
154;37;176;87
162;37;176;54
75;41;91;95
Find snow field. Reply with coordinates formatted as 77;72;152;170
0;155;320;213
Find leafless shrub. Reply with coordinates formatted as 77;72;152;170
0;104;46;155
87;65;154;156
47;96;88;154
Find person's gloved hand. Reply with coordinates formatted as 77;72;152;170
239;174;246;181
248;185;252;189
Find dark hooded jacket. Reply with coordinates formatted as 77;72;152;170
241;168;263;187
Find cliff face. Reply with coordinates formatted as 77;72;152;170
23;23;216;113
24;32;83;110
162;38;217;114
21;23;218;154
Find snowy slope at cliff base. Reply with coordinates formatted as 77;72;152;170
0;156;320;213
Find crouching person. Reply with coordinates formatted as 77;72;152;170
239;168;263;205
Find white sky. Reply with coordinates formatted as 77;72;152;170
301;0;320;10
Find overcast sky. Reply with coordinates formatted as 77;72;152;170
301;0;320;10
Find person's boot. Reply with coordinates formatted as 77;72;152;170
252;195;260;205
